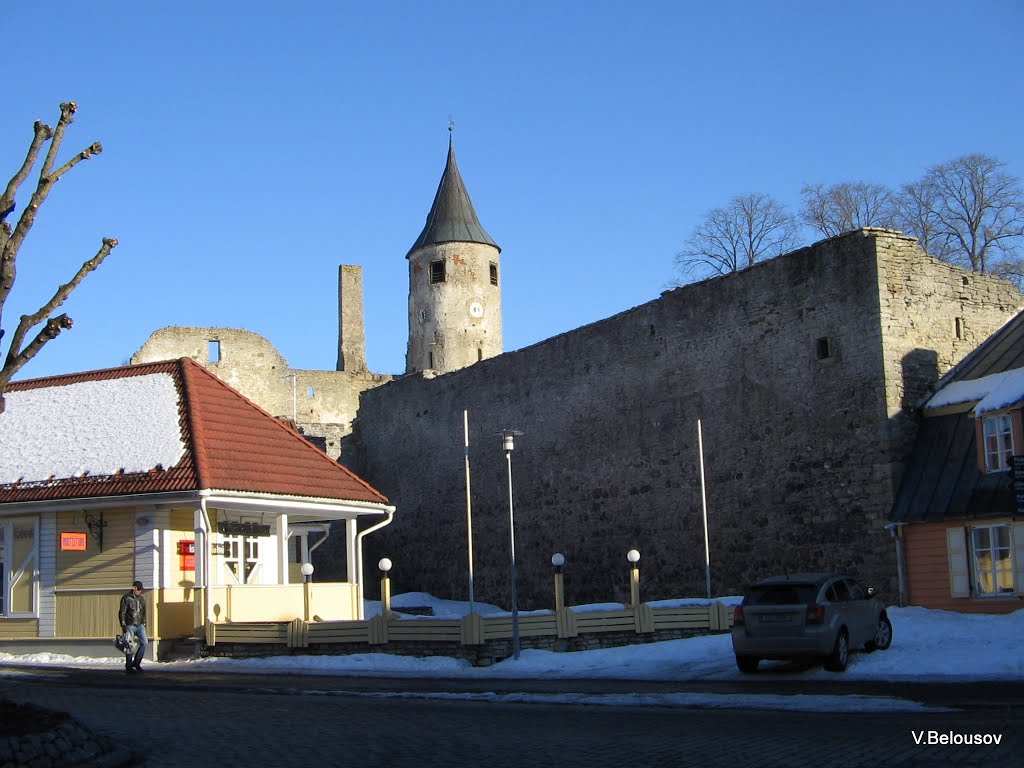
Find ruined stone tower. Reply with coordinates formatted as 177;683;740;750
337;264;367;372
405;133;502;374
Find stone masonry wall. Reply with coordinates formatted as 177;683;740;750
875;235;1022;476
347;231;1022;610
132;326;392;459
406;241;503;374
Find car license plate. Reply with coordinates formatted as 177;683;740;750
759;613;792;623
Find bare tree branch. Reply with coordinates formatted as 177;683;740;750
0;103;115;412
1;108;103;315
892;179;955;262
918;153;1024;273
799;182;898;238
0;120;52;224
675;193;799;283
40;102;77;179
3;236;117;376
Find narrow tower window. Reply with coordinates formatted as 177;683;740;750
208;340;221;364
489;262;499;286
954;317;964;340
430;260;446;284
815;337;831;360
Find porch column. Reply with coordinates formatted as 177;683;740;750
346;519;360;619
193;507;209;638
346;519;358;582
277;514;289;584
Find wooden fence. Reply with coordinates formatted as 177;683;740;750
203;602;734;664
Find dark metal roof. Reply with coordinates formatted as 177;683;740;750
890;411;1015;523
406;137;499;257
891;309;1024;523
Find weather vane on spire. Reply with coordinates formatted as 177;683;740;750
448;115;455;135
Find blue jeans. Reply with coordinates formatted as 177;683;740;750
125;624;148;668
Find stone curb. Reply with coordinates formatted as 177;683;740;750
0;703;139;768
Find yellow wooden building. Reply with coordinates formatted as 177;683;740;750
0;358;394;660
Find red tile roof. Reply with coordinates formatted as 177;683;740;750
0;358;387;505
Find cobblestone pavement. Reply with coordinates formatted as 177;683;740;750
1;668;1020;768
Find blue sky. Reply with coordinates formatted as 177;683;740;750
3;1;1023;380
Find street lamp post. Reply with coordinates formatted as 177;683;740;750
501;428;524;660
627;549;641;609
300;562;314;621
551;553;566;611
378;557;393;617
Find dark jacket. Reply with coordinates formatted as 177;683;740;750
118;590;146;628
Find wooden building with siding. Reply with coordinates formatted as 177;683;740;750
0;358;394;659
891;311;1024;613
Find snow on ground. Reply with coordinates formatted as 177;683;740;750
3;594;1022;713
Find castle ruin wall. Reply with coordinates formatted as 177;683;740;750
132;326;391;458
347;230;1022;609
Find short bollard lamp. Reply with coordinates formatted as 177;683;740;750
300;562;315;621
379;557;393;616
551;553;566;611
627;549;641;608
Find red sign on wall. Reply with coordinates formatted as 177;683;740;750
60;532;87;551
178;539;196;571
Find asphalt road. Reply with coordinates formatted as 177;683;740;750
1;666;1021;768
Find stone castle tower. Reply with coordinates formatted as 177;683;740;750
405;133;502;374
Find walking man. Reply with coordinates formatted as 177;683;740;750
118;580;148;673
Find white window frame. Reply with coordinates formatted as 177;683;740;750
222;534;262;585
982;413;1014;472
0;517;39;618
970;523;1016;597
948;522;1024;598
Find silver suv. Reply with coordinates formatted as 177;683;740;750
731;572;892;673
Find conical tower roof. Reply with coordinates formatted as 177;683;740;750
407;137;500;256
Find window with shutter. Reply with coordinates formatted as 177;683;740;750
970;524;1015;595
946;527;970;598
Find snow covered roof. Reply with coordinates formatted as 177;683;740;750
0;372;185;483
925;366;1024;416
0;358;388;506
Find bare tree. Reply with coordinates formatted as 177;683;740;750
675;193;799;282
800;181;898;238
0;102;117;411
900;153;1024;274
891;178;955;261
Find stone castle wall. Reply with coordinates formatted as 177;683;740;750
346;230;1022;609
131;326;391;458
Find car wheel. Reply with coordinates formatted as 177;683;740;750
865;614;892;652
736;655;760;674
824;629;849;672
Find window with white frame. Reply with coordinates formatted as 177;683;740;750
971;524;1015;596
0;517;39;617
223;534;261;584
982;413;1014;472
947;522;1024;598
